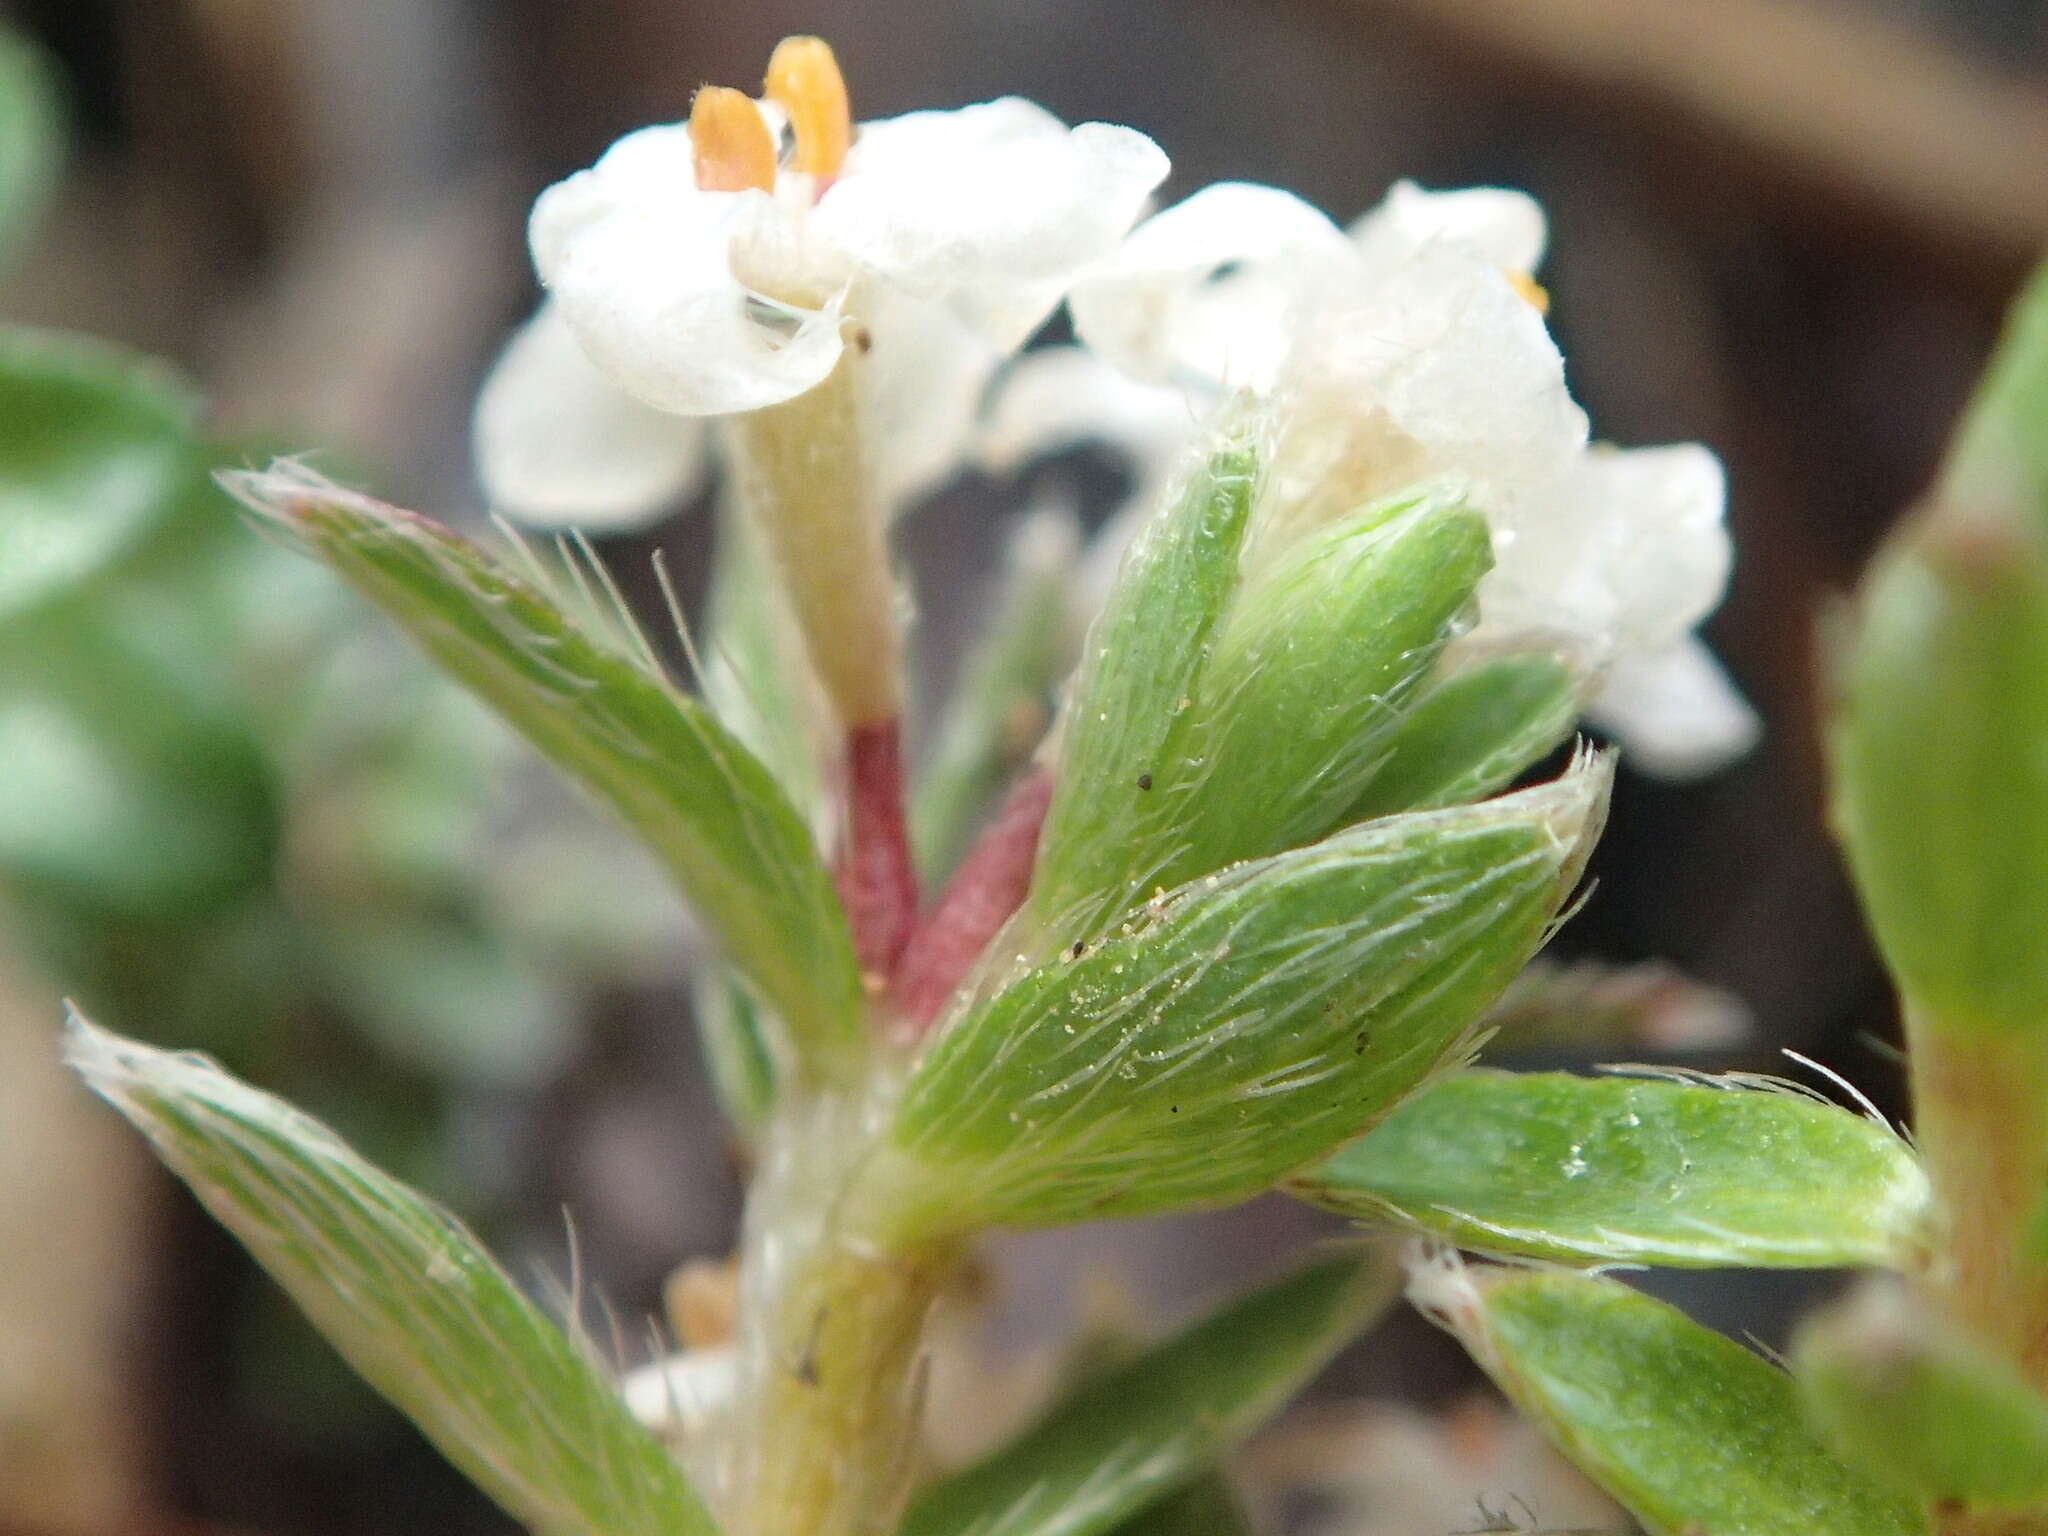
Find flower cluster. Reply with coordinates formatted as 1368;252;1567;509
473;40;1753;782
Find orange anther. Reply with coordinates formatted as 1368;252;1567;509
764;36;851;181
1507;269;1552;315
689;86;775;193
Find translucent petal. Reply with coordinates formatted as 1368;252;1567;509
1586;636;1760;779
1585;442;1733;652
1350;180;1548;273
1268;246;1588;540
1069;181;1353;384
472;303;708;529
531;125;847;416
821;99;1168;350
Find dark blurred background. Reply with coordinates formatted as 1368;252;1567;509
1;1;2045;1532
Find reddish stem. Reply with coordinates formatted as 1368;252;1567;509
836;719;919;986
891;768;1054;1037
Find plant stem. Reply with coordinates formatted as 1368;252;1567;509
730;1087;956;1536
1908;1001;2048;1389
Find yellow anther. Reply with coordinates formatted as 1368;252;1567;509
1507;269;1551;315
689;86;776;193
764;36;852;182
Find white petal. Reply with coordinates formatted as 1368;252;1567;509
820;100;1168;351
1583;442;1733;652
1268;245;1587;539
1070;182;1353;386
529;123;703;284
472;303;707;529
1586;637;1760;779
622;1347;737;1434
1349;180;1548;273
532;123;848;416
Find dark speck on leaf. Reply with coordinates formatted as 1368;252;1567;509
1136;773;1153;791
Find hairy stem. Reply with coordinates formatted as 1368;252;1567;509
730;1088;956;1536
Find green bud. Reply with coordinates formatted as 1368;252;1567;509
1146;481;1492;883
1794;1278;2048;1510
1027;420;1259;946
848;754;1610;1243
1345;650;1582;820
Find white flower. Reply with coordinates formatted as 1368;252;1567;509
1062;177;1755;777
474;44;1166;530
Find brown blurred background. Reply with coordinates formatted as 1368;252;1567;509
2;0;2045;1532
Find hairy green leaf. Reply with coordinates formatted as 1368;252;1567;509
852;756;1609;1241
1101;1475;1251;1536
1795;1278;2048;1509
66;1016;718;1536
0;330;200;618
899;1251;1391;1536
1346;652;1581;820
1296;1071;1931;1268
1416;1262;1927;1536
1026;425;1258;946
231;465;863;1077
690;971;779;1133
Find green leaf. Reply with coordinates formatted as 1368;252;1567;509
1101;1475;1251;1536
231;465;864;1079
690;971;779;1133
1294;1070;1931;1269
66;1015;718;1536
1025;424;1259;946
0;329;201;619
1417;1263;1928;1536
849;755;1610;1242
913;507;1079;880
1345;652;1581;821
898;1251;1392;1536
0;28;63;267
1795;1278;2048;1509
1142;482;1492;886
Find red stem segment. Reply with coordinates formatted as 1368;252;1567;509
837;720;920;986
892;769;1054;1036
